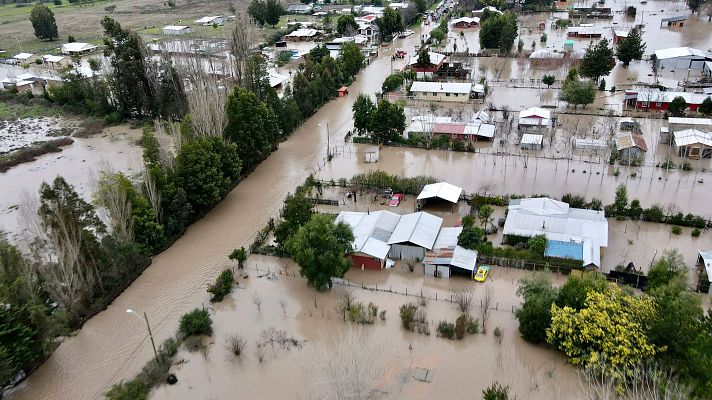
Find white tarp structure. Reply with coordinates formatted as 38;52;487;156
388;212;443;260
575;138;608;150
503;198;608;268
673;129;712;147
417;182;463;204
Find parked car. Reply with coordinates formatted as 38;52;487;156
389;194;404;207
474;265;491;282
382;188;394;198
395;48;407;58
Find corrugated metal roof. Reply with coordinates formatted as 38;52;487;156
423;245;477;271
615;132;647;151
388;212;443;249
674;129;712;147
417;182;463;203
575;138;608;149
519;107;551;119
669;117;712;127
335;210;400;259
410;81;472;94
408;52;447;67
700;250;712;282
520;134;543;145
433;227;462;248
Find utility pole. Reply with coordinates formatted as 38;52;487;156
127;309;158;362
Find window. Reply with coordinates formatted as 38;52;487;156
432;92;437;96
446;92;451;96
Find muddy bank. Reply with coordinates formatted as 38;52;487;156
0;137;74;173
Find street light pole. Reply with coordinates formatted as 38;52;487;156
127;309;158;361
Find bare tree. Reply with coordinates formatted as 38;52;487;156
336;289;356;321
624;362;694;400
93;167;133;244
480;284;494;333
305;327;386;400
280;299;287;316
418;289;429;307
228;11;260;86
225;333;247;357
451;284;474;313
252;291;262;311
142;167;162;222
577;359;616;400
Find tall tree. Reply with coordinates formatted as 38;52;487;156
30;4;58;40
375;7;403;40
274;192;314;253
101;17;155;118
414;0;426;13
668;96;687;117
286;214;354;290
579;39;614;82
615;28;646;67
336;14;358;34
264;0;284;27
352;93;376;132
244;54;271;100
370;99;406;143
687;0;704;12
248;0;267;24
340;42;364;78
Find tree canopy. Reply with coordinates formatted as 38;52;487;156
336;14;358;34
286;214;354;290
30;4;58;40
274;192;314;253
616;28;646;66
352;94;376;132
668;96;687;117
375;7;403;40
340;42;365;78
579;39;614;81
559;68;596;108
479;11;518;54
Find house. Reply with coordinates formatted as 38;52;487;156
404;115;495;141
338;86;349;96
615;132;647;162
660;15;687;27
566;25;603;38
335;210;401;270
612;30;629;45
417;182;463;207
660;117;712;143
423;227;478;278
673;129;712;159
286;3;313;14
472;6;502;16
388;2;410;10
388;212;443;260
194;16;224;26
433;60;470;80
520;134;543;150
360;6;384;16
623;90;712;112
285;28;320;41
268;71;289;89
42;54;66;67
698;250;712;294
61;42;99;55
409;81;472;103
12;53;35;63
407;51;447;78
451;17;479;29
357;22;378;40
502;197;608;268
654;47;712;71
518;107;551;133
1;74;45;92
162;25;192;35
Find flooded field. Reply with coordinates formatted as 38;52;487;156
5;1;712;399
150;255;581;400
0;117;77;153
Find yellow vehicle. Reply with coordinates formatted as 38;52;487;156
474;265;491;282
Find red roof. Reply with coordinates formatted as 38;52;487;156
338;86;348;92
632;135;648;152
433;123;466;135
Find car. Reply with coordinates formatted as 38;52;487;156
389;194;404;207
474;265;491;282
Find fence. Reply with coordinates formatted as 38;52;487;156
477;255;577;275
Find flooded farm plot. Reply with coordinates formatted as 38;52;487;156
151;255;580;400
0;117;78;153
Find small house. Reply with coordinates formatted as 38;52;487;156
61;42;98;55
660;15;687;28
335;210;401;270
42;54;66;67
409;81;472;103
624;90;712;112
673;129;712;159
520;134;543;150
563;39;574;52
654;47;712;71
284;28;320;42
423;244;478;278
338;86;349;97
194;16;224;26
518;107;552;134
615;132;647;162
162;25;192;36
286;3;313;14
388;212;443;260
566;25;603;38
612;30;629;45
451;17;480;29
12;53;35;63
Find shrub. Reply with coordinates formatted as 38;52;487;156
681;161;692;171
183;335;206;352
692;228;701;237
466;316;480;334
179;308;213;337
437;321;456;339
399;302;418;330
455;314;467;339
105;379;149;400
226;334;246;357
348;302;376;324
379;310;386;321
494;326;502;338
207;269;234;302
483;382;510;400
671;226;682;235
527;234;547;256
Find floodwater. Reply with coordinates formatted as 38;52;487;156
5;2;712;399
0;117;77;153
150;255;582;400
0;126;144;241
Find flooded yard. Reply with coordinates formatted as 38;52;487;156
0;117;78;153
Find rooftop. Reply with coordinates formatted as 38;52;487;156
654;47;712;60
673;129;712;147
388;212;443;249
407;52;447;67
615;132;648;151
409;81;471;94
417;182;463;204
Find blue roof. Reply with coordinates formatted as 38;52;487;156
545;240;583;260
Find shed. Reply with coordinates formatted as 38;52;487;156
520;134;543;150
615;132;647;162
42;54;65;66
13;53;34;62
660;15;687;27
654;47;712;71
61;42;98;55
364;147;379;163
699;251;712;294
388;212;443;260
673;129;712;159
417;182;463;204
338;86;349;96
563;39;574;52
518;107;551;133
194;16;224;26
163;25;192;35
423;246;478;278
575;138;608;151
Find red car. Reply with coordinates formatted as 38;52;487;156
395;49;407;58
389;194;404;207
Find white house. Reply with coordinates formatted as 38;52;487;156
673;129;712;159
61;42;98;55
194;15;224;26
518;107;552;133
409;81;472;103
502;197;608;268
335;210;400;270
162;25;192;35
13;53;35;63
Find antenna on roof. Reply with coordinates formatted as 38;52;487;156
542;220;546;230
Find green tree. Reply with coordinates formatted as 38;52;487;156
225;87;280;171
688;0;704;12
542;74;555;88
457;226;485;249
647;249;687;290
229;247;247;268
668;96;687;117
527;234;547;256
375;7;403;40
248;0;267;25
175;137;241;215
309;45;330;64
628;199;643;220
687;313;712;397
515;270;557;343
264;0;284;27
370;99;406;143
560;70;596;108
341;42;364;78
274;192;314;253
336;14;358;34
482;382;510;400
416;48;431;67
382;73;404;93
579;39;614;82
244;54;271;100
699;97;712;116
477;205;494;230
430;27;446;43
286;214;354;290
30;4;58;40
479;11;518;54
414;0;427;13
352;93;376;132
616;28;646;67
555;273;607;311
613;184;628;216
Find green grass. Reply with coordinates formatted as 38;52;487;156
0;1;109;21
0;99;64;120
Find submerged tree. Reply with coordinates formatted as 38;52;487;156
579;39;614;82
616;28;646;67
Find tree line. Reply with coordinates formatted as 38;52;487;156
1;13;367;390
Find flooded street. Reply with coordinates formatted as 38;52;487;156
4;2;712;399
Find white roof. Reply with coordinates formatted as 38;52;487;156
451;246;477;271
567;26;602;35
575;138;608;149
335;210;401;259
13;53;34;60
163;25;190;30
388;212;443;249
530;49;564;59
520;134;543;145
473;6;502;14
195;16;221;24
388;2;410;9
268;71;289;87
614;30;629;38
674;129;712;147
286;28;319;37
700;250;712;282
417;182;463;203
655;47;712;60
408;52;447;66
61;42;98;53
503;198;608;266
635;90;711;105
433;227;463;249
410;81;472;95
668;117;712;127
42;54;64;63
451;17;480;25
519;107;551;120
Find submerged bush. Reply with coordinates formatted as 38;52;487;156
207;269;234;302
179;308;213;337
437;321;456;339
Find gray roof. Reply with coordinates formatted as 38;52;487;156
388;212;443;249
335;210;400;259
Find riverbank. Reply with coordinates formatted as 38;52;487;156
0;137;74;172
